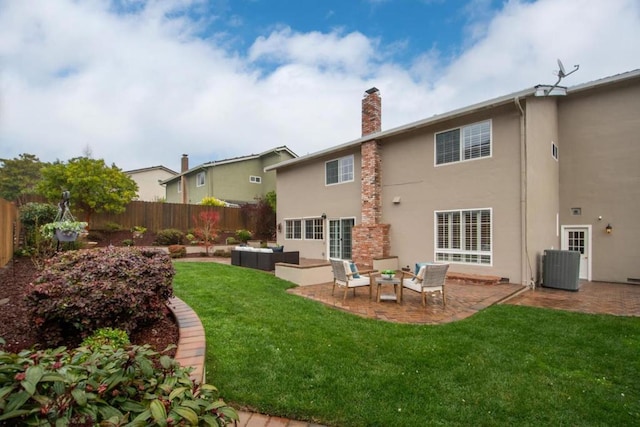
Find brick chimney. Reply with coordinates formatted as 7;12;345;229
352;88;390;266
362;87;381;136
180;154;188;204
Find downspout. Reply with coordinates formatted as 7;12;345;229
515;97;534;288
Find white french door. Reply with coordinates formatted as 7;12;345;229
561;225;591;281
328;218;355;260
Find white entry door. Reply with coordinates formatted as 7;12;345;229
561;226;591;281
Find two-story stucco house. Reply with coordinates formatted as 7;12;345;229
125;165;178;202
266;70;640;286
163;146;297;205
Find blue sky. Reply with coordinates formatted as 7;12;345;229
1;0;639;172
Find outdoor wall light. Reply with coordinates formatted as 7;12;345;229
606;224;613;234
277;223;282;233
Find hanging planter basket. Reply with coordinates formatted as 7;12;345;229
55;229;79;242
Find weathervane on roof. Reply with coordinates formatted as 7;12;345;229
544;59;580;95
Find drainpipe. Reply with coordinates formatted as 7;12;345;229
515;97;534;289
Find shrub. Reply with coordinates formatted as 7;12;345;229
168;245;187;258
200;196;226;207
213;249;231;258
26;247;175;347
225;236;238;245
0;344;238;426
235;229;252;243
122;238;134;246
80;327;130;350
154;228;184;245
86;230;104;241
19;203;57;244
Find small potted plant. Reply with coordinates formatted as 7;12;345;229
381;269;396;280
41;220;88;242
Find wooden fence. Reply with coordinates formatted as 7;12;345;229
1;198;252;267
0;198;19;268
90;201;249;233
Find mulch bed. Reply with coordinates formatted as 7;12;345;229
0;251;178;357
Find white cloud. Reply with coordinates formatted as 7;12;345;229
1;0;639;172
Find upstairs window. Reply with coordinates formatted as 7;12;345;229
436;120;491;165
326;155;354;185
250;175;262;184
196;172;205;187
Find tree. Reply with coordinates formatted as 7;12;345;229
0;153;47;202
193;210;219;256
37;157;138;225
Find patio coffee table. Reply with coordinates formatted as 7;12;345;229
376;275;401;303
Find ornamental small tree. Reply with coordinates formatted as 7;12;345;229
193;210;220;256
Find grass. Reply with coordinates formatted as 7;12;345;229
172;262;640;426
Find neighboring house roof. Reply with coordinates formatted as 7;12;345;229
125;165;178;175
265;69;640;172
161;145;297;184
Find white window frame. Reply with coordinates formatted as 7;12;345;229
435;120;492;166
434;208;492;266
196;172;205;187
250;175;262;184
552;141;558;161
325;155;354;186
284;219;302;240
304;218;324;240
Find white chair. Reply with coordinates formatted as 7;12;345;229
330;258;374;301
400;263;449;308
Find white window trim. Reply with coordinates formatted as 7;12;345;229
196;172;205;187
304;217;324;240
250;175;262;184
434;207;493;266
434;119;492;167
325;155;355;186
284;218;303;240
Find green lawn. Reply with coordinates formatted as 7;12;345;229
172;262;640;427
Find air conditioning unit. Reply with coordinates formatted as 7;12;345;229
543;250;581;291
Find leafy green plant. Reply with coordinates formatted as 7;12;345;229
235;229;252;243
122;238;135;246
0;343;238;425
39;220;88;239
26;247;174;347
132;225;147;240
168;245;187;258
154;228;184;245
80;327;130;350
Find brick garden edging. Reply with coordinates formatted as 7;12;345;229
166;297;206;383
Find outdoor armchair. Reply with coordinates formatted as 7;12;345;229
400;263;450;308
330;258;375;301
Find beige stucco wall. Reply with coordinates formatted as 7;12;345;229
128;169;176;202
275;148;362;259
381;105;524;283
558;80;640;283
524;97;561;283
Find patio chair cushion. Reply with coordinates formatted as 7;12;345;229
415;262;429;276
403;277;422;292
350;262;360;278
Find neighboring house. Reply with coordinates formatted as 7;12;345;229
266;70;640;285
162;146;297;205
125;166;178;202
